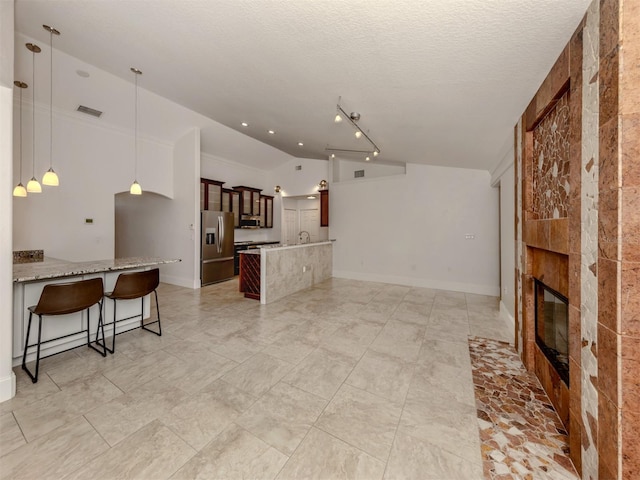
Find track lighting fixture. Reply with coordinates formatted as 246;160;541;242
330;100;381;161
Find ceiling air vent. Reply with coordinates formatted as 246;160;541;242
354;170;365;178
295;165;302;171
76;105;103;118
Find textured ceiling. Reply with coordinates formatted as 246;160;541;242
14;0;591;171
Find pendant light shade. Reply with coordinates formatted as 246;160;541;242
27;178;42;193
130;67;142;195
13;184;28;197
42;25;60;186
26;43;42;194
43;167;59;186
130;180;142;195
13;81;28;197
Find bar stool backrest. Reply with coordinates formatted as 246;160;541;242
32;277;104;316
110;268;160;300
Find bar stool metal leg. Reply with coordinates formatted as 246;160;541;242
87;300;107;357
21;312;43;383
141;291;162;336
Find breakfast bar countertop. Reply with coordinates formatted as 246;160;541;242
13;257;180;283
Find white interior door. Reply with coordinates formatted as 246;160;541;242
300;209;320;242
284;209;298;245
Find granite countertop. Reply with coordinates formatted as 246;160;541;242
13;257;181;283
239;249;261;255
259;241;333;251
234;241;280;246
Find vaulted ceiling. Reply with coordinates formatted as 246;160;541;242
15;0;591;171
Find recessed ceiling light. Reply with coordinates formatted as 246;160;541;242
355;131;362;139
365;156;371;161
268;130;275;135
241;122;248;127
373;150;379;157
76;69;90;78
307;196;316;199
298;142;304;146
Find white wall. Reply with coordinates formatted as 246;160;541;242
499;165;515;321
12;104;174;261
152;128;201;288
0;0;16;402
331;163;500;295
334;158;406;182
490;140;516;325
268;157;329;197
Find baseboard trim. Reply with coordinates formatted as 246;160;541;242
500;300;515;332
0;371;16;403
159;274;199;289
332;270;500;296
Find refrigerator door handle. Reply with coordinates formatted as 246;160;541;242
217;216;223;253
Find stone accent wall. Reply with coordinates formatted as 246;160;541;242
596;0;640;478
532;91;571;220
516;6;584;476
580;1;600;478
516;119;524;355
515;0;640;477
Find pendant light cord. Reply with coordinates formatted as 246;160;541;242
134;71;138;181
19;87;23;181
32;49;36;178
49;30;53;169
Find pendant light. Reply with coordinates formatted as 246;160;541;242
42;25;60;186
13;81;28;197
26;43;42;193
130;67;142;195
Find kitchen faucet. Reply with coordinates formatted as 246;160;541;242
298;231;311;244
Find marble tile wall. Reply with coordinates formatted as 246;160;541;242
263;244;332;304
581;1;600;478
518;0;640;477
618;0;640;477
532;91;571;220
516;120;524;356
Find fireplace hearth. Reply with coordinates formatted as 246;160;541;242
535;280;569;385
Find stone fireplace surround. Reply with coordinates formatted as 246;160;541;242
516;1;640;478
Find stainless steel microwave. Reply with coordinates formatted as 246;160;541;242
240;217;260;228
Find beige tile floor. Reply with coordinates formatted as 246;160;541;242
0;277;514;480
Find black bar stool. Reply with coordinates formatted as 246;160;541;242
22;277;107;383
100;268;161;354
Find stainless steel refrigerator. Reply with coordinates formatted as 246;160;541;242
201;211;235;285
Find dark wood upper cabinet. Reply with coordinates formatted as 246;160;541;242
320;190;329;227
260;195;274;228
201;178;224;211
232;186;262;217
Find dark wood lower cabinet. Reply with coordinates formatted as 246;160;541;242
239;252;260;300
320;190;329;227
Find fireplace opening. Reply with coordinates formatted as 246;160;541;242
534;280;569;385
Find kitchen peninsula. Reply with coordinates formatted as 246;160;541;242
13;255;179;366
239;241;332;304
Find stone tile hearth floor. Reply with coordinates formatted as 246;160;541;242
469;338;578;480
0;278;577;479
